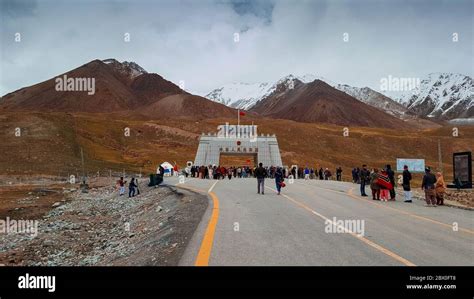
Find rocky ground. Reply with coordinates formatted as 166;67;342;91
441;189;474;208
0;178;208;266
398;187;474;208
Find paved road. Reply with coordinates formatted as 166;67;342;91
165;177;473;266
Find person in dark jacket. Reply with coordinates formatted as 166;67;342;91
324;168;332;180
275;167;284;195
402;165;412;202
319;168;324;180
370;168;380;200
359;165;370;196
352;168;358;183
255;163;267;195
421;167;437;206
129;177;137;198
157;166;165;186
336;167;342;181
291;167;297;179
386;164;396;200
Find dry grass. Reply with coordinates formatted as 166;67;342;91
0;112;472;185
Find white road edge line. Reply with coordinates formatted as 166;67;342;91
266;186;416;266
208;181;218;193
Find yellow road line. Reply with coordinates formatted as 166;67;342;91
196;182;220;266
267;186;416;266
173;181;220;266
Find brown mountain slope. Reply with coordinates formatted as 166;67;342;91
130;73;186;106
138;94;237;119
251;79;410;129
0;59;234;119
0;60;139;112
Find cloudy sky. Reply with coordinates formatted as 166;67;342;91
1;0;472;96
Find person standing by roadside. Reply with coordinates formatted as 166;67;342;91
208;166;213;180
359;165;370;197
324;168;332;180
352;168;358;183
336;167;342;181
275;167;284;195
386;164;396;200
304;167;310;180
255;163;267;195
135;178;140;196
370;168;380;200
402;165;412;203
291;167;297;180
378;169;391;201
435;172;446;206
422;167;437;207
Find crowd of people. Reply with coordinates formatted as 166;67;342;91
186;165;345;181
115;162;448;207
356;164;446;207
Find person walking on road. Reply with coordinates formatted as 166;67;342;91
422;167;437;207
255;163;267;195
435;172;446;206
275;167;284;195
402;165;412;202
359;165;370;197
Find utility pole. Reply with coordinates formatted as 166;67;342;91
438;139;443;172
81;148;85;183
80;147;89;193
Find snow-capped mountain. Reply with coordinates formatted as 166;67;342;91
102;58;147;79
205;82;272;110
205;72;473;121
387;73;473;119
205;74;327;110
205;74;413;118
334;84;413;119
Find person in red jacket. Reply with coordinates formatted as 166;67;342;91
377;170;392;202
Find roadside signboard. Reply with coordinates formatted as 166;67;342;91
396;158;425;173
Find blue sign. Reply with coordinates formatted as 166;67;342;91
396;158;425;173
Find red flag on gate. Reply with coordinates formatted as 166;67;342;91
239;111;246;116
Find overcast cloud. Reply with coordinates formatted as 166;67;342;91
1;0;472;96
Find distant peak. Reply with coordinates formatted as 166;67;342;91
102;58;119;64
101;58;147;78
